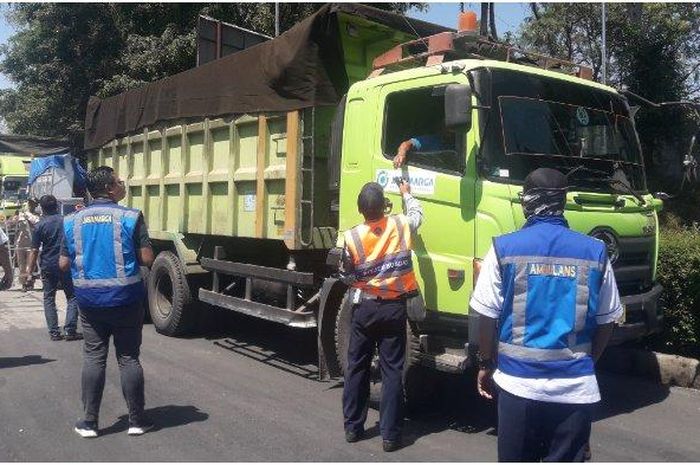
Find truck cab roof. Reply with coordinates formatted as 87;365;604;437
355;58;620;97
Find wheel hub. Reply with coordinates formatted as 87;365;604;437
154;271;174;319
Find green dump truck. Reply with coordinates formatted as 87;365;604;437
0;154;30;219
85;5;665;390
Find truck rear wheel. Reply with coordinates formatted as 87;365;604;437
148;251;196;336
335;293;436;412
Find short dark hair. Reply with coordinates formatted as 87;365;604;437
87;166;116;198
39;195;58;214
357;182;385;220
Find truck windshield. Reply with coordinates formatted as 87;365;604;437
500;97;641;163
477;68;646;192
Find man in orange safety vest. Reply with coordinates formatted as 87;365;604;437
341;179;423;453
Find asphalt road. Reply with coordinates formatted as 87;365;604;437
1;286;699;462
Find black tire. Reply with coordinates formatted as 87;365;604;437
335;292;436;411
147;251;197;336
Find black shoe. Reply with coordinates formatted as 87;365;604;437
128;418;154;436
64;332;83;341
345;429;363;443
383;439;401;452
50;333;64;341
74;420;98;438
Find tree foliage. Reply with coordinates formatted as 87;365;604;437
0;3;425;145
653;219;700;357
521;3;700;94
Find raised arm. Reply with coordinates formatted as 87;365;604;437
398;180;423;233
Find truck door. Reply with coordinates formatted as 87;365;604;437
375;76;477;316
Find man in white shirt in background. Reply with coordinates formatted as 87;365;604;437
471;168;622;462
0;224;12;290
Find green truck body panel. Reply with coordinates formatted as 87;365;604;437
88;14;416;250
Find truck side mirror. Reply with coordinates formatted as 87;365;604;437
444;84;472;129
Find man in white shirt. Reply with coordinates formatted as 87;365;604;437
12;199;40;290
471;168;622;462
0;224;12;290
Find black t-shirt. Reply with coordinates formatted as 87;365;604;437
32;213;64;272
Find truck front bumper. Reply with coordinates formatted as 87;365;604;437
610;283;663;345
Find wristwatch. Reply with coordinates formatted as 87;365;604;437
477;351;494;370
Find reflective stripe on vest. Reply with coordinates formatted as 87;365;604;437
73;275;143;288
67;204;143;307
344;214;417;299
493;220;607;379
498;341;592;361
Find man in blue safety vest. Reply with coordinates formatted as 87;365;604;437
471;168;622;462
60;166;154;439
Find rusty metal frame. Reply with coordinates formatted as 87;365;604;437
371;30;593;81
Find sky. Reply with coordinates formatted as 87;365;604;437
0;3;13;90
409;2;529;35
0;2;530;91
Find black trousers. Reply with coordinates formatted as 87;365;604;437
342;298;406;441
79;302;146;425
497;388;592;462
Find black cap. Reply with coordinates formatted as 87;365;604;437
357;182;385;219
523;168;568;194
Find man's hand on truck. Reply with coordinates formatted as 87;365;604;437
392;140;413;168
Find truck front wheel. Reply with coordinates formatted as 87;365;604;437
147;251;196;336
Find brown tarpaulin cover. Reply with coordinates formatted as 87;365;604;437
84;3;449;149
0;134;72;156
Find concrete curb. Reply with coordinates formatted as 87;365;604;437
599;347;700;389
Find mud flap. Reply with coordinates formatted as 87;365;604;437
406;292;427;322
317;277;346;380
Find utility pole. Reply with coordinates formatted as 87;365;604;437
480;3;489;36
601;2;609;152
601;2;607;84
275;3;280;37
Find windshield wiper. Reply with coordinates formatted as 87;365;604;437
608;178;646;206
564;165;609;179
563;164;646;206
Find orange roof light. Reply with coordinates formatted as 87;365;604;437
458;11;478;33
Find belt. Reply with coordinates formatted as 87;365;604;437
354;288;418;302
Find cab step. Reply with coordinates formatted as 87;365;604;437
417;351;470;374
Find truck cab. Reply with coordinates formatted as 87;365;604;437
337;54;663;363
0;156;31;218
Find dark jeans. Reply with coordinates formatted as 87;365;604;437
42;270;79;336
497;388;593;462
80;302;146;425
342;298;406;441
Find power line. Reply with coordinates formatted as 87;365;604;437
495;13;517;31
